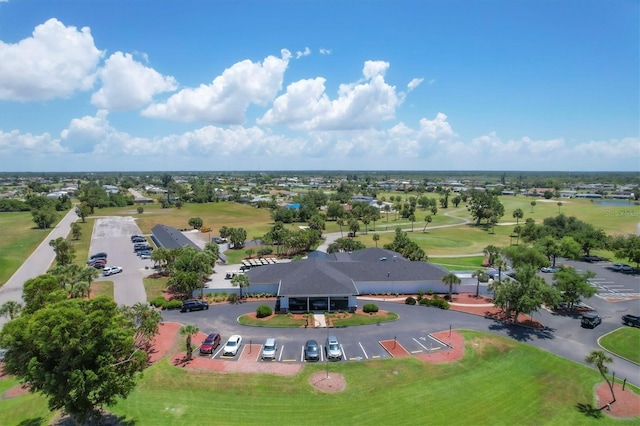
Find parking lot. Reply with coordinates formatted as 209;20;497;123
558;258;640;303
193;334;449;363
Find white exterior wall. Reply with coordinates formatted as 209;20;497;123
355;280;452;295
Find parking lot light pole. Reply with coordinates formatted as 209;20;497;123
326;322;330;379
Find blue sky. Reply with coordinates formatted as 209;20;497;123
0;0;638;172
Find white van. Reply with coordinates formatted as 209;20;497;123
261;338;277;360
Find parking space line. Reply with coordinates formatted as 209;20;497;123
412;337;428;352
358;342;368;359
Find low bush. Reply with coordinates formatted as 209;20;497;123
363;303;379;313
227;293;238;304
405;296;417;305
257;248;273;256
256;305;273;318
149;296;165;308
164;300;182;310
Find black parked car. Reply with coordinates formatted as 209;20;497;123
180;300;209;313
581;312;602;328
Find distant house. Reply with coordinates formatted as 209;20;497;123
102;185;119;194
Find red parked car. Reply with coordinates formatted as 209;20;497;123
199;333;221;355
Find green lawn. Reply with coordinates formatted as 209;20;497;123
91;280;114;299
238;313;307;327
143;275;169;301
104;330;638;425
599;327;640;364
431;256;487;270
0;212;55;286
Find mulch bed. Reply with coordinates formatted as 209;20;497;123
595;382;640;418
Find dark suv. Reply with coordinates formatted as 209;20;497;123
180;300;209;313
581;312;602;328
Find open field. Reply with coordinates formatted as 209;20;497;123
0;213;56;286
0;194;638;289
9;330;634;425
101;330;637;425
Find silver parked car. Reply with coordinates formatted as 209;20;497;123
325;336;342;361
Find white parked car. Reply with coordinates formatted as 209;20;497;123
102;266;123;276
223;335;242;356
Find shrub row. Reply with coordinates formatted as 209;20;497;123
149;297;182;310
418;295;450;309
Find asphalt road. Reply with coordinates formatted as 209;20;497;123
0;213;150;330
0;207;80;329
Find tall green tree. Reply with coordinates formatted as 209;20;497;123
553;267;596;309
471;270;488;298
49;237;75;266
0;300;22;320
372;233;380;248
231;273;250;299
120;303;162;350
32;206;58;229
75;202;91;223
489;265;559;323
585;350;616;404
70;221;82;240
512;208;524;224
0;297;147;424
22;274;65;314
468;191;504;226
422;215;432;232
179;324;200;361
442;272;461;300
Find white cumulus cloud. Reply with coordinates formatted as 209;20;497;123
91;52;178;111
0;18;103;101
259;60;403;130
142;49;292;124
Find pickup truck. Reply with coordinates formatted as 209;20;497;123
621;314;640;327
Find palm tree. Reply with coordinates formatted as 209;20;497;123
585;350;616;404
513;225;522;245
494;257;507;285
0;300;23;320
336;218;345;238
471;270;487;298
530;200;536;213
231;273;250;299
372;233;380;248
384;204;391;223
362;215;371;234
422;215;432;233
408;214;416;232
179;324;200;361
442;272;461;301
557;201;563;214
512;208;524;224
349;219;360;237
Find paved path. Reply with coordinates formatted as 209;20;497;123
0;207;80;329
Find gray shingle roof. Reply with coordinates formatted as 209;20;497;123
246;248;447;296
151;224;201;250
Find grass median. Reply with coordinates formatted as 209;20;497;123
599;327;640;364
